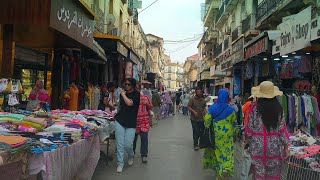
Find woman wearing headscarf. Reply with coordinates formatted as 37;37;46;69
203;89;238;179
245;81;289;179
28;80;50;110
160;92;172;118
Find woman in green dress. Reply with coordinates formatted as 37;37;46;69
203;89;238;180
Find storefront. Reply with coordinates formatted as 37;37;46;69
271;6;314;92
243;32;275;93
0;0;107;110
231;36;244;96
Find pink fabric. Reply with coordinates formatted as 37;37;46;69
29;92;51;105
245;103;290;180
136;95;152;133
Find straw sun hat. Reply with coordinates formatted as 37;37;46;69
251;81;283;99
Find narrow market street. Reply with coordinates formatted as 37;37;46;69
93;113;214;180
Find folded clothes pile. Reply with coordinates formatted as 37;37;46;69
0;113;26;124
0;135;32;154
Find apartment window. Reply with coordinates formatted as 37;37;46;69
109;0;113;14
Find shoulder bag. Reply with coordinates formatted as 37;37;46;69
199;105;228;149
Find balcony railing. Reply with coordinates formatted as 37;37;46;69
232;27;240;41
215;3;225;23
242;15;251;34
224;37;229;50
213;43;223;58
256;0;285;24
91;4;105;33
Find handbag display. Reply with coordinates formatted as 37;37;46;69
199;105;228;149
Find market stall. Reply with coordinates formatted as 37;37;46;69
0;109;115;180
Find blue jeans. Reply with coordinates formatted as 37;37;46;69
182;106;189;115
115;121;136;167
133;132;148;157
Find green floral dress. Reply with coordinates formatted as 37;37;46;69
203;112;238;177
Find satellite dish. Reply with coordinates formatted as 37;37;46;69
106;14;116;26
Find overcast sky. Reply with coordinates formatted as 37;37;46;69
139;0;204;63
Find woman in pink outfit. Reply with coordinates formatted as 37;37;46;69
28;80;50;108
245;81;290;180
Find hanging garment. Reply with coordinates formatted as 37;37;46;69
293;57;301;78
71;60;79;82
0;79;8;93
92;87;101;110
299;55;312;73
312;57;320;88
262;63;269;77
69;85;79;111
245;62;254;80
88;85;94;109
63;58;71;90
78;86;85;110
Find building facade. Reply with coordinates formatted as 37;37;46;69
200;0;316;97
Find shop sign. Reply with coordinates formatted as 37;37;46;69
125;62;133;79
201;71;214;80
244;37;268;59
232;37;244;64
272;37;281;55
311;15;320;41
117;42;128;57
129;50;140;64
50;0;94;49
279;6;311;56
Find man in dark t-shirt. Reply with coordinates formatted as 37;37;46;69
114;78;140;173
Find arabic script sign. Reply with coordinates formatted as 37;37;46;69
50;0;94;49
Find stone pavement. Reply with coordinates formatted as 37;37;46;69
93;113;215;180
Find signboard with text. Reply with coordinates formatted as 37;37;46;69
232;37;244;64
244;37;268;59
50;0;94;49
279;6;311;55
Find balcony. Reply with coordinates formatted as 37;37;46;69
242;14;252;34
232;26;241;42
91;4;105;34
256;0;286;26
202;0;220;27
133;9;138;25
213;43;223;59
215;3;225;24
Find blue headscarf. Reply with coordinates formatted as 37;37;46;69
208;89;235;122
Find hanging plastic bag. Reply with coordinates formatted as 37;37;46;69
239;148;252;180
0;79;8;93
8;93;19;106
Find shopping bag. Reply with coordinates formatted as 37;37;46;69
199;126;215;149
239;149;252;180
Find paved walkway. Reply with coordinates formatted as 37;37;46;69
93;113;215;180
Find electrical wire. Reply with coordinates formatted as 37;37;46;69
164;33;204;43
165;36;201;53
106;0;159;34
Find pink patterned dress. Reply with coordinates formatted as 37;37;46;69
245;103;290;180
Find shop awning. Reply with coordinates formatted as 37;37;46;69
94;34;130;58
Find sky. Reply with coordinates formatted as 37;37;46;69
139;0;204;63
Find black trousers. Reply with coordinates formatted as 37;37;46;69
190;120;204;147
